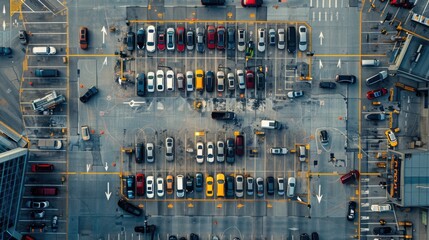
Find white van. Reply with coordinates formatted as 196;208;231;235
32;46;57;55
176;175;185;198
361;59;380;67
261;120;282;129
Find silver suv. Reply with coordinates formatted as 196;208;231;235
165;137;174;161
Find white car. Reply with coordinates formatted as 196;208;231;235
227;72;235;91
257;28;265;52
146;143;154;163
156;70;164;92
147;71;155;92
287;177;296;197
237;29;246;52
287;90;304;99
146;176;155;198
207;141;215;163
371;204;392;212
196;142;204;164
298;25;307;52
166;28;175;51
26;200;49;209
166;70;175;91
236;69;245;90
156;177;164;197
146;25;156;53
270;147;288;155
216;140;225;162
277;28;285;50
186;71;194;92
216;71;225;92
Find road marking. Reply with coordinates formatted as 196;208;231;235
319;12;321;21
317;0;319;8
325;12;327;21
322;0;325;8
312;12;315;21
329;0;332;8
310;0;313;7
330;12;333;21
335;0;338;8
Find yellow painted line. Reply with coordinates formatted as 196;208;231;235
397;25;429;42
237;203;244;208
267;203;272;208
168;203;173;208
314;54;386;57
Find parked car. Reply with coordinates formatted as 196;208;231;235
196;27;205;53
298;25;307;51
277;177;285;196
235;175;244;198
365;113;386;121
237;69;245;90
216;173;225;197
166;70;175;91
117;198;142;216
266;176;275;195
176;26;186;52
195;172;204;192
177;72;185;90
268;28;276;45
146;142;154;163
347;201;356;221
207;25;216;49
146;25;156;52
226;176;234;198
79;27;89;50
277;28;285;50
126;175;135;199
165;137;174;161
319;81;336;89
196;142;204;163
146;176;154;198
385;129;398;147
26;200;49;209
79;86;99;103
147;71;155;92
287;177;296;197
373;227;393;235
136;28;145;50
206;71;215;92
270;147;288;155
245;70;255;89
217;26;225;50
366;88;388;100
217;71;225;92
135;142;144;163
227;72;235;90
235;135;244;156
156;177;164;197
156;70;165;92
256;177;264;197
256;71;265;90
247;177;254;195
157;30;166;51
136;73;145;96
136;173;145;196
30;210;45;219
287;90;304;99
216;140;225;162
206;175;214;197
51;215;58;232
319;130;329;145
166;175;174;194
237;29;246;51
19;30;28;45
257;28;266;52
207;141;215;163
226;138;235;164
127;31;135;51
166;28;175;51
241;0;264;7
186;29;195;51
186;71;194;91
371;204;392;212
227;27;235;50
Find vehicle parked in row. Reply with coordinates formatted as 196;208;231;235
256;177;264;197
347;201;356;221
217;26;225;50
176;26;186;52
277;28;285;50
207;25;216;49
270;147;288;155
127;31;135;51
226;176;235;198
146;25;156;52
236;69;245;90
147;71;155;92
266;176;275;195
186;71;194;91
257;28;265;52
227;72;235;90
196;142;204;163
156;70;165;92
26;200;49;209
246;70;255;89
287;177;296;197
371;204;392;212
247;177;254;195
51;215;58;232
146;143;154;162
146;176;154;198
226;138;235;164
136;173;145;196
196;27;205;53
166;70;175;91
217;141;225;162
156;177;164;197
195;172;204;192
136;73;145;96
277;178;285;196
227;27;235;50
235;135;244;156
177;72;185;90
269;28;276;45
157;30;166;51
206;175;214;197
176;175;185;198
19;30;28;45
166;175;174;194
79;27;89;50
207;142;215;163
166;28;175;51
165;137;174;161
237;29;246;51
235;175;244;198
298;25;307;51
365;113;386;121
206;71;215;92
373;227;393;235
366;88;388;100
126;175;135;199
135;142;144;163
216;173;225;197
217;71;225;92
136;28;145;50
187;29;194;51
287;90;304;99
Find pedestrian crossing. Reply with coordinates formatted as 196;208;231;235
310;0;347;22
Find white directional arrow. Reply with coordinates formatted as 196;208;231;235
316;185;323;203
101;26;107;44
337;59;342;68
86;164;92;172
3;5;5;14
104;162;108;171
319;59;323;69
319;32;324;45
105;182;112;200
103;57;107;65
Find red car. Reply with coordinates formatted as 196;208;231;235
245;70;255;89
136;173;145;196
366;88;388;100
157;32;165;51
390;0;414;8
241;0;263;7
340;170;360;184
176;27;186;52
235;135;244;156
207;25;216;49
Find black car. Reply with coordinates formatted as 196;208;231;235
79;86;99;103
206;71;215;92
319;130;329;145
0;47;12;56
373;226;393;235
311;232;319;240
186;175;194;193
19;30;28;45
135;142;144;163
266;176;275;195
136;73;145;96
256;71;265;90
168;236;178;240
365;113;386;121
319;81;337;89
127;31;135;51
299;233;310;240
136;28;145;50
117;198;142;216
227;27;235;50
217;26;225;50
51;215;58;232
226;138;235;164
226;176;235;198
347;201;356;221
195;172;203;192
190;233;199;240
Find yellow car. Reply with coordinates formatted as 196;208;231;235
195;69;204;92
216;173;225;198
385;129;398;147
206;175;214;197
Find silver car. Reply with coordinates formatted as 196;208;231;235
156;70;164;92
246;177;254;196
298;25;307;52
146;176;155;198
216;140;225;162
217;71;225;92
237;29;246;52
257;28;265;52
278;177;285;196
196;142;204;164
236;69;245;90
287;177;296;197
227;72;235;91
165;137;174;161
235;175;244;198
156;177;164;197
166;27;175;51
186;71;194;92
277;28;285;50
177;72;184;90
207;141;215;163
146;143;154;163
196;27;205;53
147;71;155;92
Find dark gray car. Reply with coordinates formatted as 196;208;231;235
227;27;235;50
127;31;135;51
196;27;205;53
